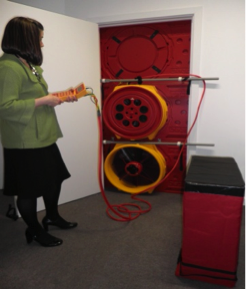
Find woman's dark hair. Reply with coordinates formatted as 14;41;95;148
1;17;44;65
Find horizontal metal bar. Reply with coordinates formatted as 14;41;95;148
101;77;219;83
103;140;214;147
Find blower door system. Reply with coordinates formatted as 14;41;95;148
103;85;168;140
100;21;191;194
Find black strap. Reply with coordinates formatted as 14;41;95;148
135;76;142;84
177;250;237;282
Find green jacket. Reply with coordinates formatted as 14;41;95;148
0;53;62;148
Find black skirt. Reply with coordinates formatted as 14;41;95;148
3;143;71;198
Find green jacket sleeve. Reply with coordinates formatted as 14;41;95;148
0;66;35;125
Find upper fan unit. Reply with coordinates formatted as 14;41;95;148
103;85;168;140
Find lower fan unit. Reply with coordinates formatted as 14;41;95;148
104;144;166;194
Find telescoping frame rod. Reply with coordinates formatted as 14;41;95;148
103;140;214;147
101;77;219;83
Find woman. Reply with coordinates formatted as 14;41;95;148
0;17;78;247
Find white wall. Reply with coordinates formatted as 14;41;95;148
8;0;246;181
8;0;66;14
1;0;101;211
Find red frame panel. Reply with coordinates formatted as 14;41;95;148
100;20;191;193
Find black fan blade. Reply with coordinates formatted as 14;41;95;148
112;147;161;187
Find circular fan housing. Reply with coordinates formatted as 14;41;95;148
104;144;166;194
102;26;170;78
103;85;168;140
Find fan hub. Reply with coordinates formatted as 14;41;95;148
125;162;143;176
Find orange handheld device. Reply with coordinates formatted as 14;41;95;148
52;83;89;101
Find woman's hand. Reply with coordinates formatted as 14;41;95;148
65;95;78;103
35;94;63;108
35;93;78;108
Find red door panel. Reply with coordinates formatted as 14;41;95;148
100;20;191;194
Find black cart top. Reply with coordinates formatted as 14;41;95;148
185;156;245;196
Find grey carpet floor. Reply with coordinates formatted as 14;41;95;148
0;190;245;289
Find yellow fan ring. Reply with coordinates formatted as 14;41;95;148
104;144;166;194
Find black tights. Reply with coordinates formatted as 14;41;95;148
16;197;42;233
17;183;61;232
42;183;61;220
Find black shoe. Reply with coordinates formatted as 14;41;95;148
42;216;78;231
25;228;63;247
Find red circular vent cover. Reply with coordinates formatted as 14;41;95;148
103;26;170;78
